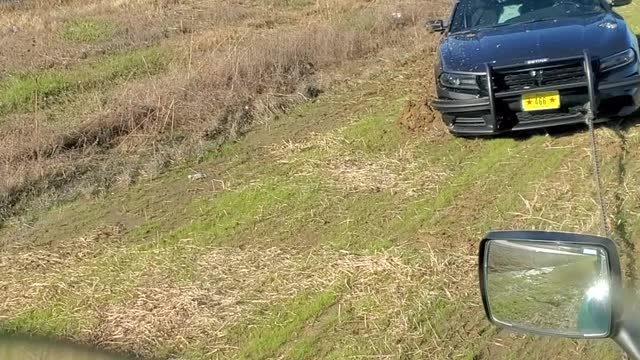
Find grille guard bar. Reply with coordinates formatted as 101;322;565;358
483;51;637;132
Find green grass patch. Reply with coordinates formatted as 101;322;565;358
448;136;571;234
45;173;327;296
287;336;323;360
340;104;406;155
387;138;516;238
4;302;91;338
282;297;346;359
0;47;169;115
232;291;337;359
317;190;400;250
62;19;116;43
271;0;315;9
198;141;241;163
406;294;496;358
167;176;324;247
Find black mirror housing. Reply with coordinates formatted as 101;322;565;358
426;19;445;33
479;230;623;339
610;0;632;6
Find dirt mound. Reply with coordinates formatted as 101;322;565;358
397;98;446;135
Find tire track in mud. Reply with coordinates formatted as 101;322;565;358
612;124;638;284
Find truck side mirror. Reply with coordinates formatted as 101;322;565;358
479;230;622;339
426;19;445;33
610;0;632;6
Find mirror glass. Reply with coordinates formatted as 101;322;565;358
485;240;612;337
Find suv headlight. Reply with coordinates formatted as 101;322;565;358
600;49;637;73
439;72;480;90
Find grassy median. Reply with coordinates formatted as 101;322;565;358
0;1;639;359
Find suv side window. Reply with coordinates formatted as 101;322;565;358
450;0;503;33
449;3;465;33
499;4;522;23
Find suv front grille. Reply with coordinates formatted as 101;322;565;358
493;62;587;92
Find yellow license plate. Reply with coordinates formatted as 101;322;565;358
522;91;561;111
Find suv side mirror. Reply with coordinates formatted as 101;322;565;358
426;19;445;33
479;230;622;338
610;0;632;6
478;231;640;360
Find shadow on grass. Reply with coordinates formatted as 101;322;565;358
460;120;622;142
497;101;640;141
0;334;134;360
459;112;640;141
526;111;640;140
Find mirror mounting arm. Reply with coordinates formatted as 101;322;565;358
614;317;640;360
614;325;640;360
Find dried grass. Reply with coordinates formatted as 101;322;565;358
270;131;450;196
503;128;632;235
0;1;460;356
0;224;125;312
0;0;452;223
0;239;475;356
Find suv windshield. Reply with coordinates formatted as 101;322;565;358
450;0;606;33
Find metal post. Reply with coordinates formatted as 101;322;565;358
485;63;497;132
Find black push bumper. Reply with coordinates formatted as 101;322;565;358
432;52;640;136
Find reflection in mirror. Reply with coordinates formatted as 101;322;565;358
485;240;612;337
